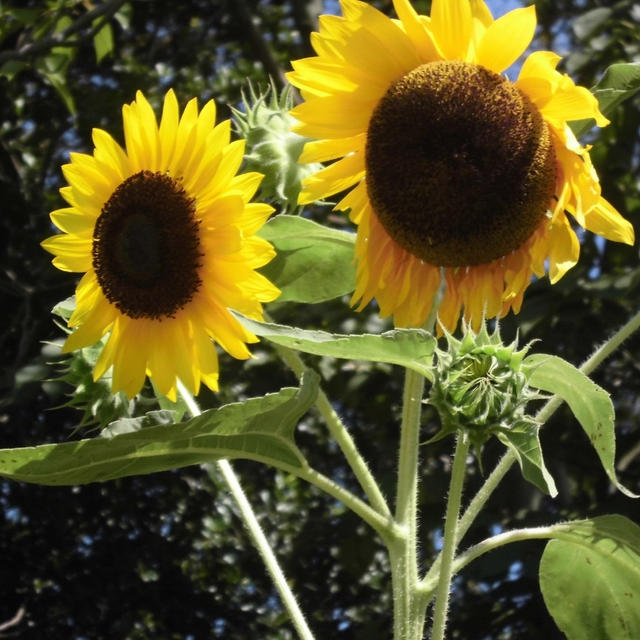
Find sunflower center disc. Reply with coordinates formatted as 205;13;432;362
93;170;202;319
365;61;556;267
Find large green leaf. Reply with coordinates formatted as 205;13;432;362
571;63;640;138
524;354;637;498
235;315;436;380
540;515;640;640
0;372;318;485
258;215;356;303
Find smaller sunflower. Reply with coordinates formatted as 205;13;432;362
42;90;280;400
287;0;635;331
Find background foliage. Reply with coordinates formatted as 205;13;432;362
0;0;638;637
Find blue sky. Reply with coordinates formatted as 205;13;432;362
323;0;526;16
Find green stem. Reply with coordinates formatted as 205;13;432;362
430;433;470;640
295;465;402;543
272;340;392;519
420;526;557;597
177;382;315;640
392;368;426;640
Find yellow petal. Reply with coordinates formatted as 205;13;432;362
111;318;149;397
146;322;177;399
392;0;439;61
92;128;130;182
475;6;536;73
41;234;92;272
299;150;365;204
63;295;115;353
470;0;493;26
541;79;609;126
50;207;95;235
548;215;580;283
291;94;376;138
430;0;473;60
158;89;180;170
584;198;635;245
299;133;365;163
238;203;275;236
228;171;264;203
132;90;160;170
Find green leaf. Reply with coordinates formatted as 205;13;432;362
0;372;319;485
93;22;114;63
572;7;612;41
540;515;640;640
525;354;638;498
0;60;27;81
496;422;557;496
35;47;76;115
234;314;436;380
571;63;640;138
258;215;355;303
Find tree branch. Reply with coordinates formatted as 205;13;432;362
227;0;286;89
0;0;126;65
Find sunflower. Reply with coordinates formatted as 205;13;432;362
42;90;280;400
287;0;634;330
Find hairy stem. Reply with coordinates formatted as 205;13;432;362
392;368;426;640
430;433;470;640
272;340;392;519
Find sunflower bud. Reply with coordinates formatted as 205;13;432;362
233;82;321;214
428;322;542;451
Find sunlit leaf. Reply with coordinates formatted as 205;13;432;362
0;372;319;485
540;515;640;640
235;315;436;380
258;215;355;303
93;22;114;63
571;62;640;138
524;354;638;498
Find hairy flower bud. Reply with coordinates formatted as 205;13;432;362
233;82;322;214
428;322;542;451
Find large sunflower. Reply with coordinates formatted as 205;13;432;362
288;0;634;330
42;90;279;400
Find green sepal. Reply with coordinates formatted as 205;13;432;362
495;420;557;496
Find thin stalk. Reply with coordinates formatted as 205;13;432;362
177;381;315;640
392;367;426;640
430;433;470;640
420;526;557;596
295;465;402;543
272;340;391;519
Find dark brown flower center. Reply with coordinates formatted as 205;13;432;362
365;61;556;266
92;170;202;319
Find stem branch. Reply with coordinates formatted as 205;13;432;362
272;340;392;519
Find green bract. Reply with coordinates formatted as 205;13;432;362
429;323;537;446
233;83;322;214
428;323;555;494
